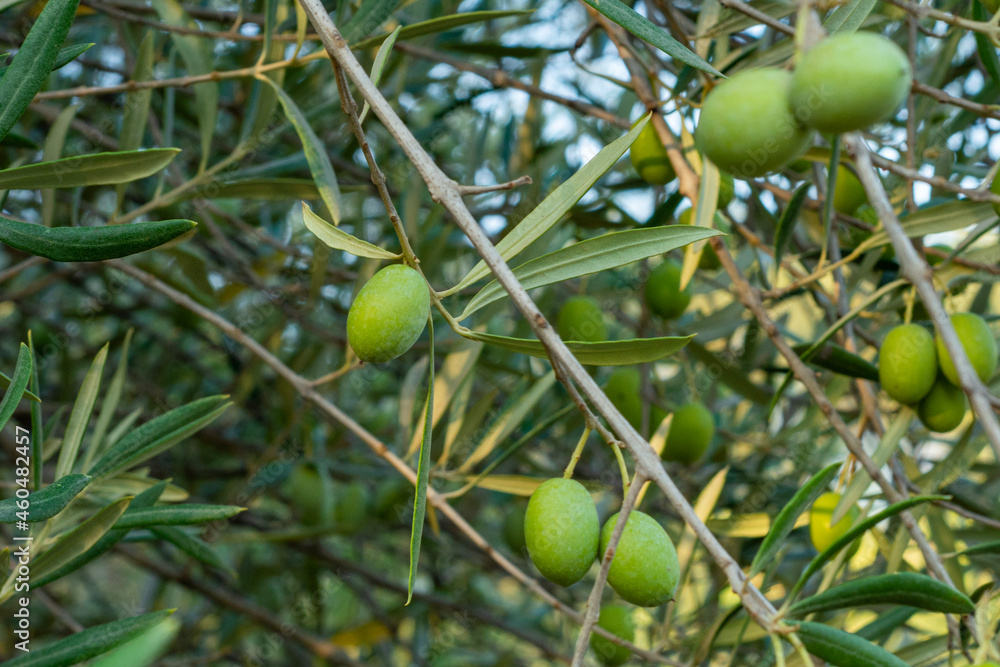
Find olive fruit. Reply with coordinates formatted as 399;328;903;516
918;376;968;433
717;171;735;209
809;492;860;554
662;402;715;465
991;171;1000;216
286;464;333;527
935;312;998;386
589;605;635;666
832;165;867;215
677;209;721;270
524;478;599;586
878;323;937;404
789;33;911;134
695;68;813;178
605;368;643;433
630;122;675;185
346;264;430;363
645;260;691;320
600;511;679;607
334;481;370;534
374;478;411;521
503;505;527;555
558;296;607;343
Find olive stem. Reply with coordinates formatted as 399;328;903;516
562;428;592;480
456;176;533;196
570;472;647;667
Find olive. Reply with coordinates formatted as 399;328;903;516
809;492;861;554
645;260;691;320
832;165;867;215
878;323;937;404
605;368;643;434
662;402;715;465
600;510;679;607
630;122;675;185
934;312;998;386
524;478;599;586
347;264;430;363
917;375;968;433
557;296;607;342
589;604;635;666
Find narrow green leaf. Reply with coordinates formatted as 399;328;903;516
774;182;810;274
40;104;77;226
183;178;321;201
788;573;974;617
150;526;234;576
791;342;879;381
0;343;31;432
35;480;167;587
55;344;108;479
258;77;341;224
30;497;131;584
83;329;133;471
0;474;90;523
974;4;1000;84
789;495;948;601
953;538;1000;557
114;504;244;529
858;202;998;253
0;369;41;403
302;203;400;259
795;621;910;667
5;610;174;667
87;396;231;479
579;0;722;76
0;216;196;262
407;317;434;604
342;0;400;43
749;462;840;577
360;26;402;124
824;0;878;34
150;0;217;171
460;226;722;319
88;614;180;667
27;333;43;490
462;330;693;366
352;10;534;50
447;117;650;294
0;0;80;141
0;149;181;190
0;43;93;81
685;339;773;404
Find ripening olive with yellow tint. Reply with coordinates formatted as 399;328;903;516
589;605;635;666
347;264;430;363
695;68;813;178
524;478;599;587
630;122;675;185
605;368;643;434
935;312;998;386
809;492;860;554
789;33;911;134
878;323;937;404
918;376;968;433
557;296;607;343
645;260;691;320
662;402;715;465
833;165;867;215
601;511;679;607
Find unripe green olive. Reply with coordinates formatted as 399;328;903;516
833;165;867;215
600;511;679;607
346;264;430;363
878;323;937;404
980;0;1000;13
605;368;643;433
645;260;691;320
809;492;860;554
970;662;1000;667
630;122;675;185
918;375;968;433
662;402;715;465
935;312;998;386
589;605;635;666
503;505;527;555
334;481;370;534
558;296;607;342
717;171;735;208
524;478;599;586
287;463;333;527
695;69;813;178
991;171;1000;216
789;33;911;134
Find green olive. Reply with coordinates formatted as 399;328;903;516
662;402;715;465
524;478;599;586
630;122;675;185
600;511;679;607
809;492;860;554
695;68;813;178
589;605;635;666
347;264;430;363
374;478;411;522
789;33;911;134
918;375;968;433
717;171;735;208
558;296;607;342
503;505;527;555
878;323;937;404
980;0;999;14
605;368;643;433
286;463;333;527
935;312;998;386
645;260;691;320
334;481;370;534
832;165;867;215
991;171;1000;216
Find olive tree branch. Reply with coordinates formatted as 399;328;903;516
295;0;781;632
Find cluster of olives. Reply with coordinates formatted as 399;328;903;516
878;313;997;432
695;32;911;178
347;264;430;363
522;478;680;607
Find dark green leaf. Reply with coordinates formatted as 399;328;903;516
789;573;974;617
464;331;693;366
795;621;909;667
792;342;879;381
150;526;234;576
0;43;92;81
114;504;244;529
0;149;180;190
685;340;773;404
975;4;1000;85
408;318;434;604
341;0;400;43
0;343;31;431
774;182;810;274
0;216;196;262
0;474;90;522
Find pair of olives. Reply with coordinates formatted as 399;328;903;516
522;478;680;607
879;313;997;432
695;32;911;178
